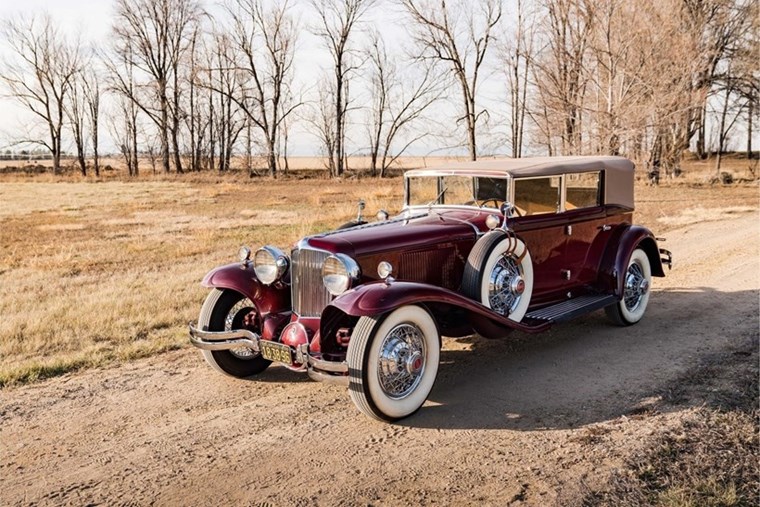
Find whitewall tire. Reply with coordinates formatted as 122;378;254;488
462;231;534;322
347;305;440;421
605;248;652;326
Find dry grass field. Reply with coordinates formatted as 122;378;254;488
0;155;757;506
0;155;757;387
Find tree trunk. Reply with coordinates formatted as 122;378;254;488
335;71;344;177
92;124;99;177
715;85;731;177
160;84;170;173
696;101;707;160
747;94;754;160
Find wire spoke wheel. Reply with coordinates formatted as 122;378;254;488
488;254;525;316
347;305;440;421
377;323;426;399
462;231;533;323
224;298;259;359
197;289;271;377
606;248;652;326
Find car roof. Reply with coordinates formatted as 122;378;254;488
405;156;635;209
404;155;634;178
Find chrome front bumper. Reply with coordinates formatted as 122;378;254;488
188;323;349;386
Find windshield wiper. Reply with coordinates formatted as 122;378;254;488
427;186;448;208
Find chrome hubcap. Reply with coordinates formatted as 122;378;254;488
225;298;258;359
377;324;426;399
623;263;647;311
489;254;524;316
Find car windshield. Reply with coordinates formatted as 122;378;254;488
406;175;509;208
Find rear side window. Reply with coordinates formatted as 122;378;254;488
513;177;560;216
565;171;602;209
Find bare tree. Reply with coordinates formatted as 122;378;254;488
1;14;81;173
401;0;502;161
112;0;201;173
207;32;247;171
220;0;301;177
364;32;442;176
532;0;595;155
107;96;139;176
66;69;89;176
312;0;375;176
106;43;140;176
83;67;102;177
499;0;536;158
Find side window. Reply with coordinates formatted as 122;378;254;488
565;171;601;209
513;177;561;216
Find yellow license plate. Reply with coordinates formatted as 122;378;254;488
259;341;292;364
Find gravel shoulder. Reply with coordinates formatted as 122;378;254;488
1;211;758;506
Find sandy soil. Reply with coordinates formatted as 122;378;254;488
1;211;758;506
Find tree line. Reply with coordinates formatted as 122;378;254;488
1;0;757;178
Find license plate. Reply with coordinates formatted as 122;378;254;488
259;340;292;364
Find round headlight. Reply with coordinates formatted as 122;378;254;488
322;254;360;296
238;246;252;263
253;246;289;285
485;214;500;230
377;261;393;279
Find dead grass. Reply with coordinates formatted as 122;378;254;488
0;155;757;387
583;341;759;507
0;176;402;386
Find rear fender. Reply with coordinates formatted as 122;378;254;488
202;263;291;315
598;226;665;297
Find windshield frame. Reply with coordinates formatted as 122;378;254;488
403;172;513;211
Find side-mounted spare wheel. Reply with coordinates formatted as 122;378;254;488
198;288;272;377
347;305;440;421
462;230;534;322
605;248;652;326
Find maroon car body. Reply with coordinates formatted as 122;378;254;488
189;156;672;421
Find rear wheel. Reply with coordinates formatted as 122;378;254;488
198;289;271;377
347;305;440;421
605;248;652;326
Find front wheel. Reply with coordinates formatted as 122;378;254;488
347;305;440;421
605;248;652;326
198;288;271;377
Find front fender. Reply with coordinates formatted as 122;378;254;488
329;281;550;334
202;263;291;315
598;226;665;297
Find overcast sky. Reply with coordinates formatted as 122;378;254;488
0;0;755;157
0;0;478;157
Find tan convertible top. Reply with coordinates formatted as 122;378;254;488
405;156;635;209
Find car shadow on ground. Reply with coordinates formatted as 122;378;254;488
400;287;759;431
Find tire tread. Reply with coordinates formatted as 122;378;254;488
347;315;386;421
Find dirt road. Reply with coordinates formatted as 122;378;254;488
1;211;758;506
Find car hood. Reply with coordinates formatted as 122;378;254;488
304;209;488;257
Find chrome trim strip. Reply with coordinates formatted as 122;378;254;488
188;323;260;352
307;368;349;386
307;354;348;373
306;352;349;385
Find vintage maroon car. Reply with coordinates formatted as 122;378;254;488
189;156;672;421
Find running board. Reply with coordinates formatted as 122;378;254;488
526;294;618;323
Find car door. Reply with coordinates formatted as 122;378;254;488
559;171;613;291
510;175;568;306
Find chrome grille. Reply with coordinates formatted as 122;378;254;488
291;247;332;317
